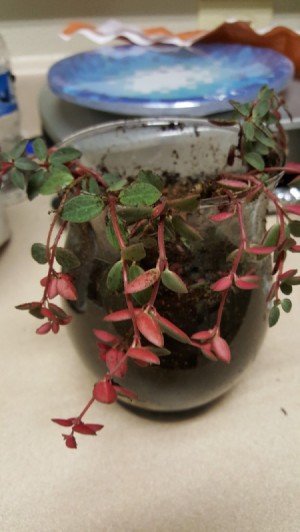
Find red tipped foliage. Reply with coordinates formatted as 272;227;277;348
246;246;276;255
93;329;118;344
36;322;52;335
285;204;300;216
126;268;160;294
93;380;117;404
52;418;76;427
127;347;160;365
211;275;232;292
211;335;231;363
63;435;77;449
154;313;190;344
209;211;235;222
105;348;127;378
57;275;77;300
104;308;139;322
136;311;164;347
234;274;260;290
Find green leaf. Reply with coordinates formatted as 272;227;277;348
108;178;127;192
172;215;201;241
254;142;269;156
254;129;276;149
167;195;198;212
32;138;48;160
289;220;300;237
10;139;28;159
253;98;270;120
55;247;80;271
161;269;188;294
281;298;292;313
106;260;123;292
119;182;161;206
31;243;48;264
9;167;26;189
87;179;100;195
121;243;146;262
243;121;255;141
14;157;39;171
118;206;152;223
39;169;73;195
102;172;121;187
49;147;81;165
136;169;164;192
61;194;104;223
263;224;280;247
280;282;293;295
268;306;280;327
244;152;265;171
229;101;251;117
128;264;151;305
106;215;127;249
27;169;47;200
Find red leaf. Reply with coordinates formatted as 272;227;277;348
154;314;191;344
93;329;118;344
209;211;235;222
285;204;300;216
218;178;248;189
106;348;127;378
234;275;260;290
93;380;117;404
191;330;214;342
73;422;97;435
15;301;41;311
104;308;139;322
57;276;78;300
52;418;76;427
85;423;104;432
113;385;138;400
211;275;232;292
278;269;297;281
211;336;231;363
63;434;77;449
36;322;52;334
40;276;48;287
126;268;160;294
246;246;276;255
291;245;300;252
47;277;58;299
40;307;56;320
127;347;160;365
51;322;60;334
136;311;164;347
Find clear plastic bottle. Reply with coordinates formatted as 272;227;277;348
0;33;25;204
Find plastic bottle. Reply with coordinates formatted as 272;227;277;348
0;33;25;204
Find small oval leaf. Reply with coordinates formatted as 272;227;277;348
39;169;73;195
120;182;161;206
61;194;104;223
31;243;48;264
106;260;124;292
161;269;188;294
126;268;160;294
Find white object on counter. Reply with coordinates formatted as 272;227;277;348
0;194;10;246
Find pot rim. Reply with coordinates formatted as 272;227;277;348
60;117;283;208
59;116;240;147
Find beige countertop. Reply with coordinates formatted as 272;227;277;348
0;196;300;532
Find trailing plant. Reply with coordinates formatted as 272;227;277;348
1;85;300;449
